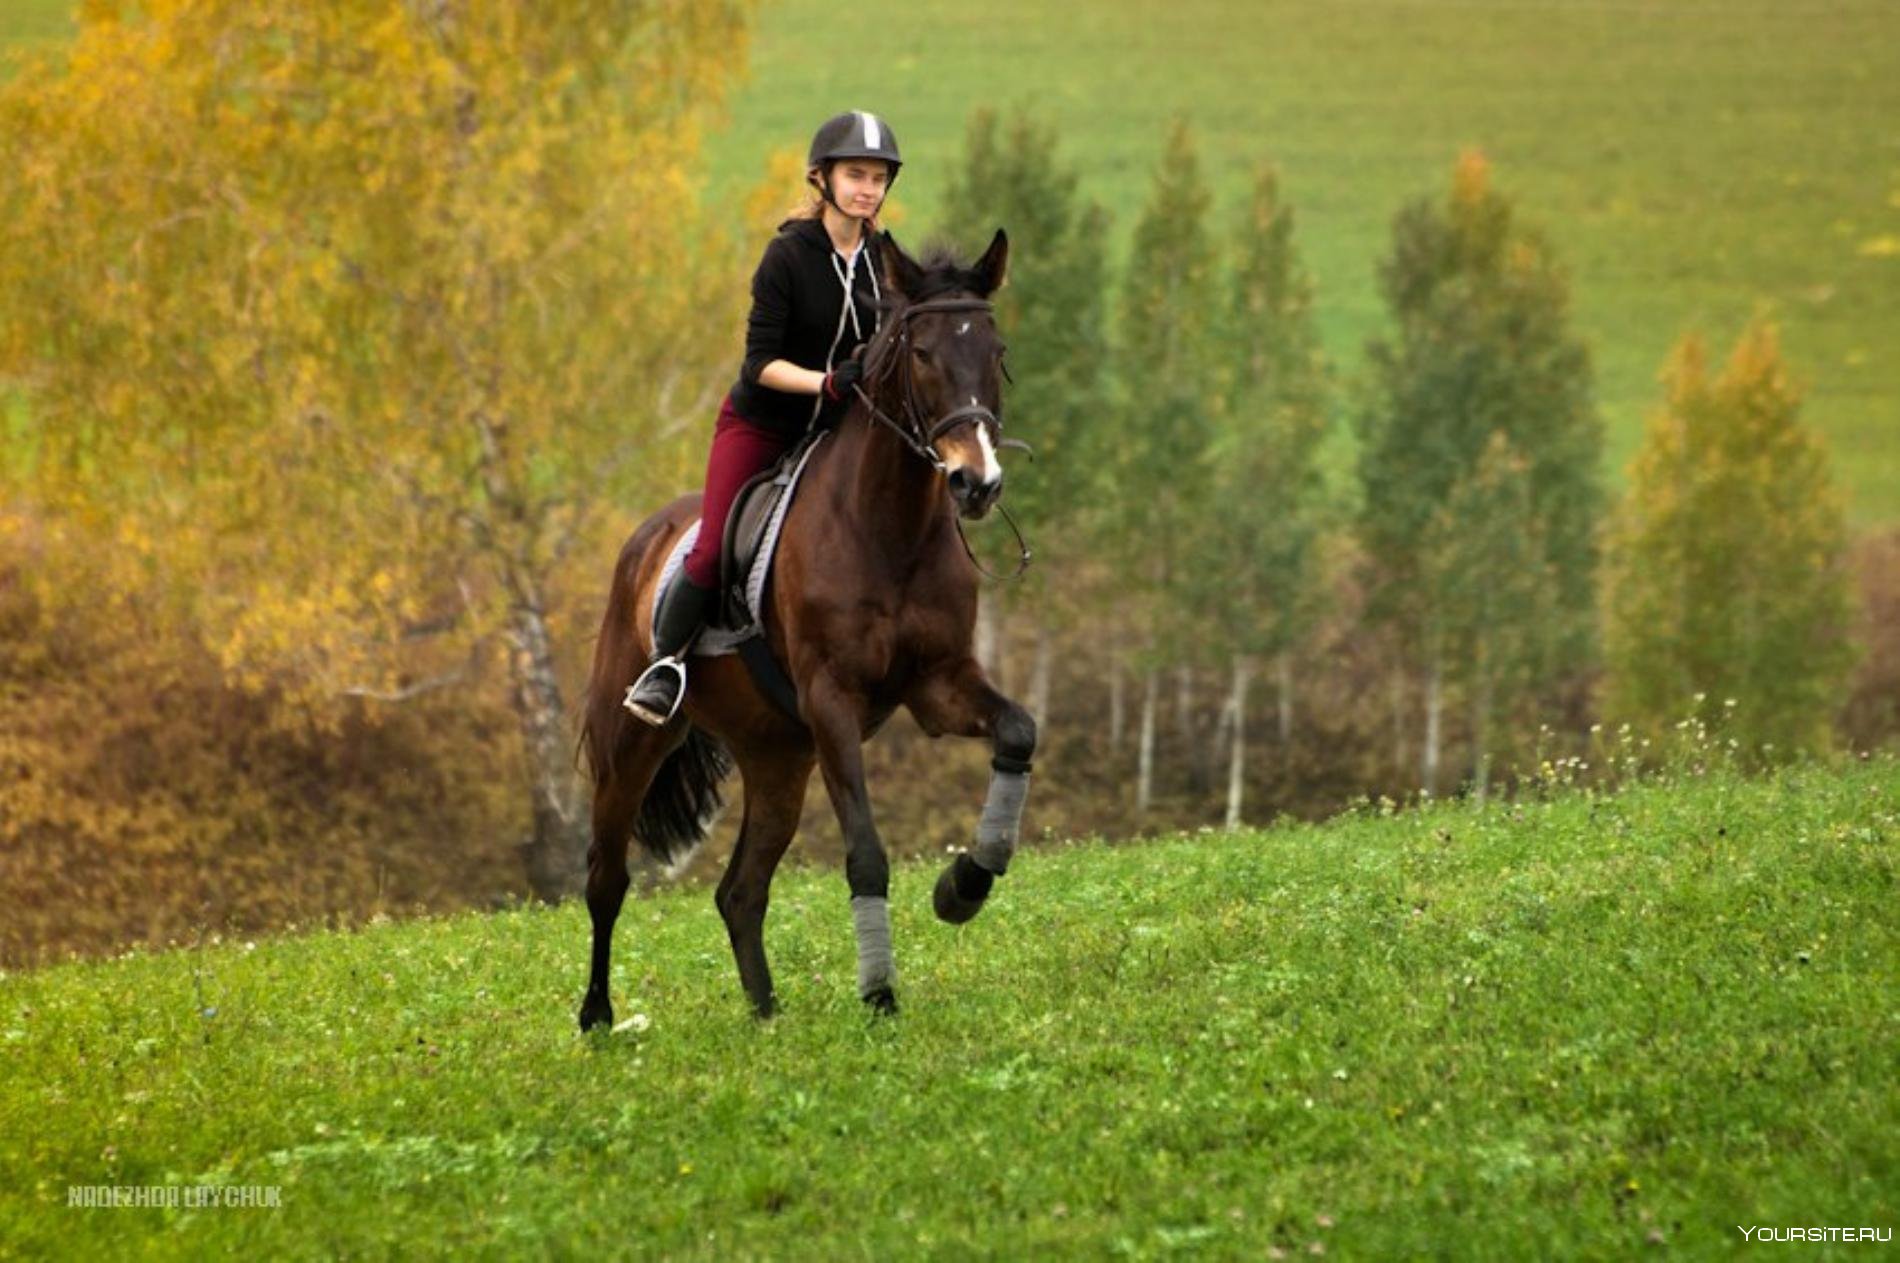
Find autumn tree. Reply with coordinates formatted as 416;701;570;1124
1356;150;1602;793
0;0;753;897
1604;320;1856;757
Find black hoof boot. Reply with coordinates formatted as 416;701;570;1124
578;991;615;1033
862;986;898;1016
933;854;994;925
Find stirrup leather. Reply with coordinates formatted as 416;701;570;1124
623;655;688;725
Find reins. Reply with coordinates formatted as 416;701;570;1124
848;295;1034;582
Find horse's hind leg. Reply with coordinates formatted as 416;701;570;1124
579;726;678;1032
905;658;1037;925
715;748;814;1018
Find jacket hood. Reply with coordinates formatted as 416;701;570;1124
777;217;878;257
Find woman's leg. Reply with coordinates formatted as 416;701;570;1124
684;398;796;590
626;398;792;726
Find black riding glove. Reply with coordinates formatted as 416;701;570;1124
821;356;864;404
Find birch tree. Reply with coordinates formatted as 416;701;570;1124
0;0;752;897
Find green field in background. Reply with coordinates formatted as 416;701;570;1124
7;1;1898;524
704;0;1900;526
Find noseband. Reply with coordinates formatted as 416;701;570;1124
848;295;1034;579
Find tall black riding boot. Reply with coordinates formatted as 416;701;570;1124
623;572;717;726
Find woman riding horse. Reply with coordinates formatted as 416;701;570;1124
577;114;1034;1026
624;110;901;726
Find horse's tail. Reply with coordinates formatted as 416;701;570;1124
574;509;732;864
633;727;733;864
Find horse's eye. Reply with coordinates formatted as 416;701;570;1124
913;345;933;365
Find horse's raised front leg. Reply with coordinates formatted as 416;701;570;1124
906;657;1037;924
803;673;899;1013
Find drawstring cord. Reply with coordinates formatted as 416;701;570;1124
812;236;879;425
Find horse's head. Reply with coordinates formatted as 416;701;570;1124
865;229;1011;520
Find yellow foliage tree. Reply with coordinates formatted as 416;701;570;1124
1604;319;1857;757
0;0;755;897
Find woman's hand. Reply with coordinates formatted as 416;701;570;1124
822;357;864;402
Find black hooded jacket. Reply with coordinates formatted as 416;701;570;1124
728;217;884;436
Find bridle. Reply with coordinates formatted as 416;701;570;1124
849;295;1034;580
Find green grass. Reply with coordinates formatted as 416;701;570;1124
704;0;1900;526
3;757;1895;1257
0;0;70;65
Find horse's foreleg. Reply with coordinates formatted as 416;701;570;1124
804;674;899;1012
716;750;813;1018
907;659;1038;924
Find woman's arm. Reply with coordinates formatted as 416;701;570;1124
757;359;825;395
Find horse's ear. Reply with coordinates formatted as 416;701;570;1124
974;228;1009;296
878;230;925;300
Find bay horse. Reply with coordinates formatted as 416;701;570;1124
576;229;1035;1026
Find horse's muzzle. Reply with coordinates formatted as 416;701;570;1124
948;466;1002;519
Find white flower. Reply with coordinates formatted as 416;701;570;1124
612;1013;651;1036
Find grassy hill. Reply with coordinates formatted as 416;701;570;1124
3;755;1895;1257
703;0;1900;527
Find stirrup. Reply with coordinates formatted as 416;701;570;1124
623;656;687;726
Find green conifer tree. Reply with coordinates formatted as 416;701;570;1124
1114;118;1219;811
1356;151;1602;791
938;107;1110;723
1199;161;1333;823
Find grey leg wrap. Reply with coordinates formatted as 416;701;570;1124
850;895;896;997
971;769;1030;876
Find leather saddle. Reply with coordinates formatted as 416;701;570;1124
712;428;824;632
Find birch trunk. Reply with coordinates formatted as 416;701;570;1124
1137;666;1159;814
1391;670;1409;781
1028;621;1054;728
1108;656;1126;755
975;597;1000;677
502;562;589;901
1225;653;1252;829
1472;632;1493;805
1422;652;1443;797
1275;652;1294;745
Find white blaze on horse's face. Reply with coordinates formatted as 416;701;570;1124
937;407;1003;520
973;412;1002;484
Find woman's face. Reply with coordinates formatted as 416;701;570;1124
823;160;892;219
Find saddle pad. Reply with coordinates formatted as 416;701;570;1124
650;431;830;657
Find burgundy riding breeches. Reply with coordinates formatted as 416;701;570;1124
682;393;796;589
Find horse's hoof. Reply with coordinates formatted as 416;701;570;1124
578;993;615;1033
933;854;993;925
862;986;898;1016
751;994;778;1021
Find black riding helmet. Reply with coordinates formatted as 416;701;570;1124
808;111;901;211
